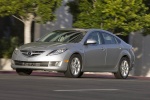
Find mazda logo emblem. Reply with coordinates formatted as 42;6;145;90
27;51;32;56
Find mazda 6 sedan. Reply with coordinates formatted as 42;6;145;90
11;29;135;79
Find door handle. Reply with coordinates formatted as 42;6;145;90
119;47;122;49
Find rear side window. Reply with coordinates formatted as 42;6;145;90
102;32;117;44
116;38;121;44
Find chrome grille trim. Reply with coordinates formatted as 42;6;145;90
14;60;48;67
20;50;45;57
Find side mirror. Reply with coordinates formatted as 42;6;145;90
84;39;97;45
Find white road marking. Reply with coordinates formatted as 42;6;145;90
54;89;119;92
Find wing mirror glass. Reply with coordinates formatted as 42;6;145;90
85;39;97;45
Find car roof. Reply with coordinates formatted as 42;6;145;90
56;28;88;32
56;28;111;33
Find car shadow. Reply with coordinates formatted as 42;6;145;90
0;71;144;80
31;72;138;80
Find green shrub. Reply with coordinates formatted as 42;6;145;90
0;37;20;58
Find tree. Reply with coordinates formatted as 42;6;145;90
67;0;150;35
0;0;62;44
143;0;150;35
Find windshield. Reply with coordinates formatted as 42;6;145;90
38;30;86;43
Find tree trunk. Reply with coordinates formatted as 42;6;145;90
24;20;32;44
23;14;34;44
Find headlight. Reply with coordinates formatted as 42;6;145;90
47;48;68;56
13;47;19;54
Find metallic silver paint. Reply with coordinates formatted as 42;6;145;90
11;29;135;73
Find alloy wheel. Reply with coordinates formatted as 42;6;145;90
120;60;129;77
70;57;81;76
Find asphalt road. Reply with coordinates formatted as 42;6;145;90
0;71;150;100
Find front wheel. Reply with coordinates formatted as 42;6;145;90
114;57;130;79
64;54;83;78
16;69;32;76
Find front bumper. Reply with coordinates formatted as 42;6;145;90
11;51;71;71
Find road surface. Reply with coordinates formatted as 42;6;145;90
0;71;149;100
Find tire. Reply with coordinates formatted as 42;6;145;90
16;69;32;76
114;57;130;79
64;54;83;78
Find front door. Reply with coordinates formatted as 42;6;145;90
83;31;106;71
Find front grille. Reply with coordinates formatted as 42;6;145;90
14;60;48;67
20;50;45;57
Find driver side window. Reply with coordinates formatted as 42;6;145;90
87;32;101;44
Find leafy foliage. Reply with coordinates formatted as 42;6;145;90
0;37;20;58
0;0;62;56
142;0;150;35
0;0;62;22
0;0;62;44
67;0;150;35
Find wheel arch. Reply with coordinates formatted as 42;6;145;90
69;52;84;71
122;55;130;62
119;52;132;70
120;49;132;62
115;50;132;71
64;52;84;78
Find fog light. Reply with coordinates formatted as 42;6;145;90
48;61;61;67
64;60;69;63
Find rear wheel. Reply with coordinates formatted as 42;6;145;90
114;57;130;79
16;69;32;76
64;54;83;78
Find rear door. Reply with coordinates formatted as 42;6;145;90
101;32;122;69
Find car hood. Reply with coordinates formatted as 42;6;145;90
19;42;67;50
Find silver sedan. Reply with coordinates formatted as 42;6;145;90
11;29;135;79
